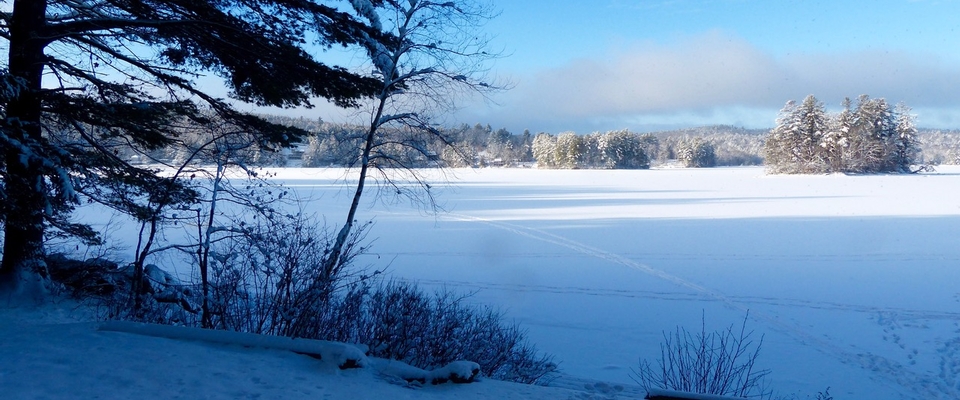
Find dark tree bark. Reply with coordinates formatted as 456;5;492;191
1;0;52;296
0;0;384;298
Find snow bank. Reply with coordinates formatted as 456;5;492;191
100;320;481;385
99;320;368;369
371;358;480;385
2;303;612;399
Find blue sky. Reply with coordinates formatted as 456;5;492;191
442;0;960;133
275;0;960;134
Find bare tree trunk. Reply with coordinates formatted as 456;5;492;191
131;217;160;313
323;94;388;279
1;0;51;298
198;162;225;328
322;0;498;281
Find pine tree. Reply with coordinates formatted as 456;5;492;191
822;98;853;173
532;133;557;168
578;133;603;168
764;100;800;173
598;130;649;169
892;102;921;172
850;95;896;173
765;95;827;173
765;94;915;174
520;130;534;163
0;0;382;297
795;95;829;173
555;132;583;169
487;128;516;164
677;137;716;168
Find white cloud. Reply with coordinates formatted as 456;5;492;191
507;31;780;117
462;30;960;133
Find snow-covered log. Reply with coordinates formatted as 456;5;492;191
99;321;368;369
99;320;481;384
645;388;747;400
371;358;481;385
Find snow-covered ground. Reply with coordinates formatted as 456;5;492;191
9;166;960;399
0;302;613;399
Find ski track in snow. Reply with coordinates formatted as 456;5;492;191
387;250;960;264
442;211;960;400
403;277;960;322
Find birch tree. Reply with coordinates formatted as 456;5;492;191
322;0;502;274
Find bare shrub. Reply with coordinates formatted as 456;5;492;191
57;207;554;384
304;279;556;384
205;212;372;336
634;313;772;399
817;387;833;400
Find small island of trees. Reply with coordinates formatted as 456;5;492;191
764;94;921;174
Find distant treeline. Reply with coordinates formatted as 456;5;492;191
283;119;772;169
130;114;960;169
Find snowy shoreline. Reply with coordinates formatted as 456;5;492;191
49;166;960;399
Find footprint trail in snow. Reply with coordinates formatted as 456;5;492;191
444;212;960;400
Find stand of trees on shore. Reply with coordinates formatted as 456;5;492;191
531;130;655;169
117;113;960;172
283;121;769;169
764;95;922;174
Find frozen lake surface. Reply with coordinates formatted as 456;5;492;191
84;166;960;399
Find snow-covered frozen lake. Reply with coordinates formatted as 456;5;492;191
84;166;960;399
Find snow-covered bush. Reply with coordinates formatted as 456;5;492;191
63;209;554;384
204;212;373;337
207;268;556;383
634;314;772;399
311;279;557;384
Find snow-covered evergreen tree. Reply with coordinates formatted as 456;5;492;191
765;95;827;173
554;132;583;169
892;102;921;172
486;128;517;165
763;100;801;173
532;133;558;168
597;130;649;169
822;98;854;173
796;95;829;172
766;94;915;174
677;137;717;168
850;95;897;173
577;133;603;168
